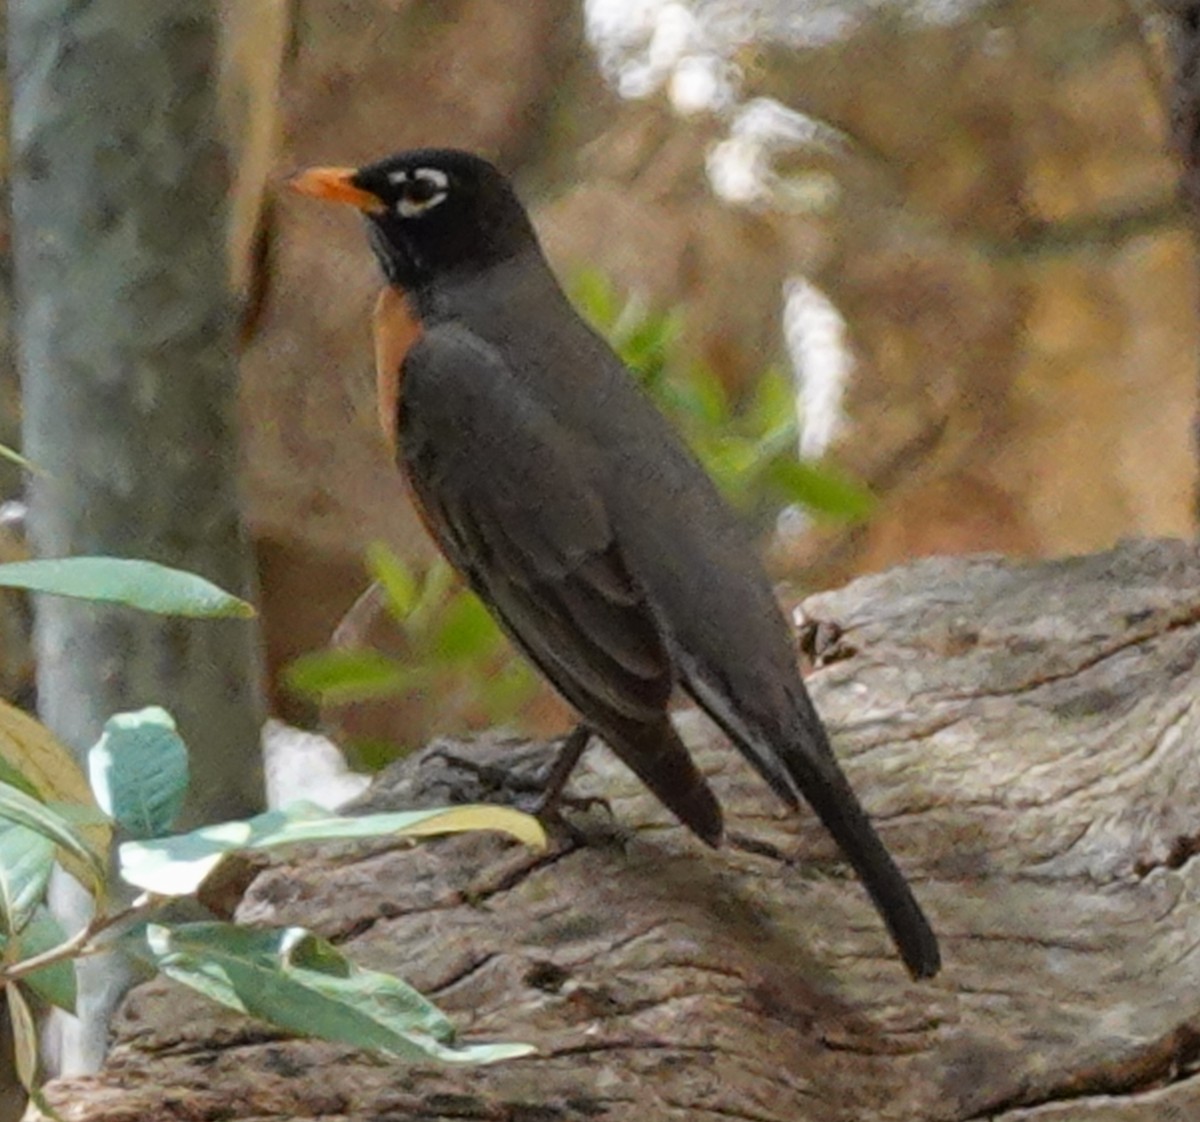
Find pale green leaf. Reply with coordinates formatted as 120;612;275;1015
119;801;546;897
0;558;255;618
0;783;106;896
124;922;534;1064
88;708;188;840
0;819;55;935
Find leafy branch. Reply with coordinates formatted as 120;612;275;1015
0;551;545;1111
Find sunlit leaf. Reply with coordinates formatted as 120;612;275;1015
284;650;419;703
119;800;546;897
87;708;188;840
124;922;533;1065
0;558;255;618
366;542;419;619
0;700;106;847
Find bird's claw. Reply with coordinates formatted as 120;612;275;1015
424;746;612;822
793;606;857;669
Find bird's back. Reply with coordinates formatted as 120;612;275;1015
423;254;808;752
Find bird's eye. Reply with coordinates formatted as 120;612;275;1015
392;167;449;218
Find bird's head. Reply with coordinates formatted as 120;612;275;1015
288;148;537;289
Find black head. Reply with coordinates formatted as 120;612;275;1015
289;148;538;290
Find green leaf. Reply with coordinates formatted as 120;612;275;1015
403;558;456;640
671;362;729;427
87;708;188;841
1;907;77;1012
0;783;106;896
0;757;41;804
0;820;55;935
284;649;419;703
0;558;255;618
742;367;795;431
618;308;678;381
365;542;419;619
761;458;876;520
124;922;534;1064
431;593;501;663
569;268;620;331
119;801;547;897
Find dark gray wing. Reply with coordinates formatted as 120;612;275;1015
397;323;722;842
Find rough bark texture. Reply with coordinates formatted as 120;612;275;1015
8;0;265;824
42;539;1200;1121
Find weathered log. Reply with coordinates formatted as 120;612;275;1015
48;539;1200;1121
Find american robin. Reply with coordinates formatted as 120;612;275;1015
289;149;940;980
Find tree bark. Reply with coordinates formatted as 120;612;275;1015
8;0;266;1077
40;538;1200;1121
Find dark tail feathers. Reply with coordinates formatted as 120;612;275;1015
790;751;941;979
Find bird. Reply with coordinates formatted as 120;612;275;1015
288;149;941;980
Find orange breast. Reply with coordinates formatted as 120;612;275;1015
372;286;423;453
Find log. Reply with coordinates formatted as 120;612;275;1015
47;539;1200;1121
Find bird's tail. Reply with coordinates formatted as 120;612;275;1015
606;717;725;848
785;746;941;979
687;672;940;979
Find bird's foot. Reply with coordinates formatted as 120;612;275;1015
424;745;611;823
793;605;857;670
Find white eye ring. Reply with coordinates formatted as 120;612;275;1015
390;167;449;217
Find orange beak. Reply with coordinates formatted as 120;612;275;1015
287;166;385;213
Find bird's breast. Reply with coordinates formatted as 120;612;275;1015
372;285;424;453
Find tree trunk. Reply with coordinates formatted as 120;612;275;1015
8;0;266;1077
8;0;265;839
39;538;1200;1121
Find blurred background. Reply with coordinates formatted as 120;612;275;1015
6;0;1197;770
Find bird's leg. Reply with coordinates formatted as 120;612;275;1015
425;724;609;821
532;723;594;817
793;604;857;670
